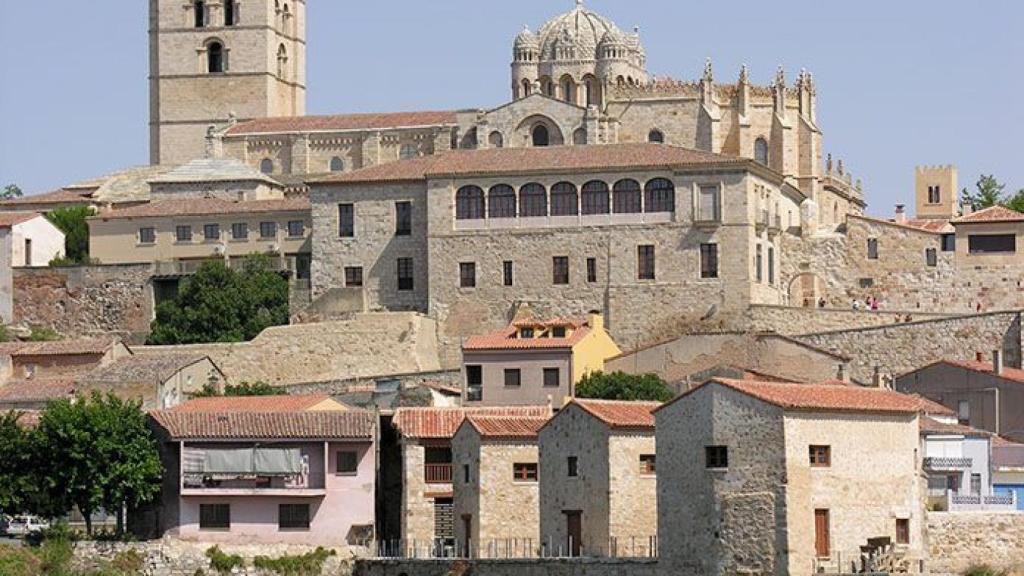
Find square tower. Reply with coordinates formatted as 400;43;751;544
149;0;306;166
914;165;958;220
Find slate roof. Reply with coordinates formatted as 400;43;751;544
952;205;1024;224
170;394;338;413
80;354;213;386
392;406;552;439
150;410;374;440
462;415;549;439
149;158;280;185
226;111;459;135
571;399;660;429
92;197;309;220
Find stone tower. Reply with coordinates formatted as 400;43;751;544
149;0;307;166
914;165;958;219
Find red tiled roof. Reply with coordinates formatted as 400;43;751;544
902;219;952;233
392;406;552;439
0;188;92;207
938;360;1024;385
92;197;310;220
849;214;944;235
0;212;44;228
462;415;549;439
10;338;118;357
463;319;592;351
919;416;991;437
171;394;338;413
907;394;957;417
149;410;374;439
226;111;459;135
572;399;660;429
0;379;76;404
953;205;1024;224
419;380;462;396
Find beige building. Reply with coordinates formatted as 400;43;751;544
538;399;659;557
0;338;132;410
655;378;924;575
452;415;548;558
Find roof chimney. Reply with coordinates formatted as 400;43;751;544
872;366;883;388
894;204;907;225
993;350;1004;375
975;351;984;363
587;310;604;332
837;363;849;384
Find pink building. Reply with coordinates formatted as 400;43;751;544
149;395;376;545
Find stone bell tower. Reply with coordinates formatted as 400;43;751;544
149;0;307;166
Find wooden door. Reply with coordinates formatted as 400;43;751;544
814;509;830;558
565;511;582;557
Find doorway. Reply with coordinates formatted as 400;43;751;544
814;509;830;558
565;510;582;557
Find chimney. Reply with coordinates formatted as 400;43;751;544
587;310;604;332
872;366;883;388
837;364;849;384
962;203;974;216
993;350;1004;375
894;204;907;225
975;351;984;363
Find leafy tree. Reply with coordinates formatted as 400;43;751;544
1;184;23;200
1008;189;1024;213
193;381;279;397
961;175;1006;210
147;255;289;345
0;411;37;514
45;206;94;265
575;371;675;402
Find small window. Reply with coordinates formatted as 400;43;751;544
207;41;225;73
202;223;220;241
287;220;304;237
768;246;775;285
400;143;418;160
543;368;560;388
638;245;655;280
567;456;578;477
260;158;273;174
176;225;193;243
463;464;471;483
957;400;970;426
648;129;665;144
895;518;909;545
194;1;206;27
705;446;728;469
755;244;763;283
504;368;521;388
925;248;937;267
199;503;229;530
971;473;982;495
395;202;412;236
337;451;358;475
329;157;344;172
513;463;538;482
532;125;550;147
867;238;879;260
139;227;156;244
639;455;656;476
809;445;831;467
459;262;476;288
456;186;485;220
259;221;277;239
520;328;534;339
502;261;514;286
278;504;309;530
551;326;566;338
754;137;769;165
231;222;248;240
397;258;414;291
927;185;941;204
224;0;236;25
552;256;569;285
700;243;719;279
339;204;354;237
941;234;956;252
586;257;597;283
489;131;504;148
697;185;721;222
968;234;1016;254
344;266;363;287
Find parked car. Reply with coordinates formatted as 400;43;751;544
4;515;49;536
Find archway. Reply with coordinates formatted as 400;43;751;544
788;273;826;308
516;115;564;148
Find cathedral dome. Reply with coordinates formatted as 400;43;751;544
537;0;625;61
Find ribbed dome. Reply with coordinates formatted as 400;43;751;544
598;28;627;48
537;1;625;61
514;26;539;49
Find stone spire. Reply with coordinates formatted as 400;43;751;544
700;57;714;105
738;63;749;85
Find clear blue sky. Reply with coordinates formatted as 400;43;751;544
1;0;1021;215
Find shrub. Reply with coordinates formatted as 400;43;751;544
205;545;244;575
964;566;1007;576
26;326;61;342
0;544;42;575
253;547;336;576
575;371;675;402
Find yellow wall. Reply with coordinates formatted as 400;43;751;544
571;315;622;382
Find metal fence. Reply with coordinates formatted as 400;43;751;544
367;536;657;560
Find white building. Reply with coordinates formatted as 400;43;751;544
0;212;65;267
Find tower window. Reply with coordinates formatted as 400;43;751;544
194;1;206;27
259;158;273;174
277;44;288;79
754;137;769;165
207;42;225;73
648;129;665;144
928;185;941;204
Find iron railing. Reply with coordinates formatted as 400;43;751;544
366;536;657;560
922;457;972;470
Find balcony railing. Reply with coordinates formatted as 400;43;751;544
948;490;1017;512
923;457;972;470
424;464;452;485
182;472;316;492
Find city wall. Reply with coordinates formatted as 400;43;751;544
925;512;1024;574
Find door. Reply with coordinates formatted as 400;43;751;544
814;509;830;558
565;510;582;557
24;239;31;266
462;515;471;558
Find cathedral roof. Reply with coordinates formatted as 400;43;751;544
150;158;280;186
226;111;459;136
536;1;628;59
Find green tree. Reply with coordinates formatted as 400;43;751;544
575;371;675;402
147;255;289;345
962;175;1006;210
1008;189;1024;213
0;411;37;514
193;381;279;397
45;206;94;265
2;184;23;200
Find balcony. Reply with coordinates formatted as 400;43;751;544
181;472;325;497
923;457;973;471
424;464;453;485
768;214;782;234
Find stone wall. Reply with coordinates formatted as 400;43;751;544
743;304;954;335
353;558;659;576
926;512;1024;574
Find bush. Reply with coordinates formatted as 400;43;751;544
0;544;43;575
575;371;675;402
26;522;80;547
964;566;1007;576
26;326;61;342
253;547;336;576
108;549;144;573
205;546;244;575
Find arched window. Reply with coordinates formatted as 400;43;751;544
194;1;206;27
573;128;587;146
329;157;344;172
400;144;418;160
550;182;579;216
461;128;478;150
519;183;547;217
489;131;504;149
522;79;532;97
754;137;769;165
612;179;642;214
581;181;610;215
584;78;597;107
488;185;516;219
259;158;274;174
456;186;485;220
207;41;225;73
277;44;288;79
648;129;665;144
224;0;236;25
561;76;576;104
532;125;550;147
644;178;675;213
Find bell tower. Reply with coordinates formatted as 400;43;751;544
149;0;307;166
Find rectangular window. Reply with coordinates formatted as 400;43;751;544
755;244;763;283
231;222;248;240
503;261;514;286
395;201;412;236
971;473;982;495
697;185;721;222
344;266;363;287
203;223;220;241
925;248;938;267
337;451;358;475
463;464;470;483
809;445;831;467
553;256;569;285
466;365;482;386
287;220;304;237
459;262;476;288
941;234;956;252
639;454;656;476
397;258;414;291
259;221;277;239
586;257;597;283
700;244;719;279
504;368;521;388
278;504;310;530
638;245;655;280
199;504;230;530
339;204;354;237
768;246;775;284
567;456;578;477
958;400;970;426
867;238;879;259
551;326;566;338
543;368;560;388
138;227;156;244
895;519;909;545
175;225;193;243
968;234;1016;254
705;445;728;469
513;463;538;482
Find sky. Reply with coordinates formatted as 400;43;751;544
0;0;1021;216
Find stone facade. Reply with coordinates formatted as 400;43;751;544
353;558;659;576
926;512;1024;574
399;440;452;551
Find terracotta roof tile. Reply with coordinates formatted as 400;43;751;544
11;338;118;357
92;197;309;220
149;410;374;440
0;379;76;404
0;189;92;207
902;219;953;233
226;111;459;135
464;318;592;351
907;394;957;417
919;416;991;437
938;360;1024;385
392;406;552;439
462;415;549;439
572;399;660;429
953;205;1024;224
171;394;339;413
0;212;44;228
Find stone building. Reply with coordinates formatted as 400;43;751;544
655;378;924;575
538;399;659;558
75;353;225;409
451;415;549;558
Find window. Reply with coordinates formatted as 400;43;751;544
456;186;485;220
194;1;206;27
259;221;277;239
231;222;248;240
504;369;521;388
941;234;956;252
400;144;418;160
287;220;304;237
648;129;665;144
463;464;471;483
488;185;517;218
639;455;656;476
519;183;547;217
532;125;549;147
925;248;937;267
755;244;763;283
700;243;719;279
705;446;728;469
203;223;220;241
550;182;579;216
809;445;831;467
344;266;363;287
867;238;879;259
927;185;941;204
638;245;655;280
552;256;569;285
459;262;476;288
503;261;514;286
586;257;597;283
697;185;721;222
581;181;610;215
573;128;587;146
489;131;504;148
260;158;273;174
397;258;414;291
176;225;193;243
543;368;560;388
337;451;358;475
199;504;229;530
207;41;225;73
644;178;675;213
551;326;566;338
224;0;236;25
754;137;769;165
329;157;344;172
139;227;156;244
612;179;642;214
957;400;970;426
971;473;982;495
276;44;288;79
466;366;482;401
968;234;1016;254
278;504;310;530
520;328;534;338
567;456;578;477
768;246;775;284
338;204;354;237
513;463;538;482
395;202;412;236
895;519;909;545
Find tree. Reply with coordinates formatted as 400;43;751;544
961;175;1006;210
0;412;37;514
2;184;23;200
1008;190;1024;213
193;380;279;397
147;255;289;345
45;206;94;265
575;371;675;402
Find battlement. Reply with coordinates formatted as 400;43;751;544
915;165;957;173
